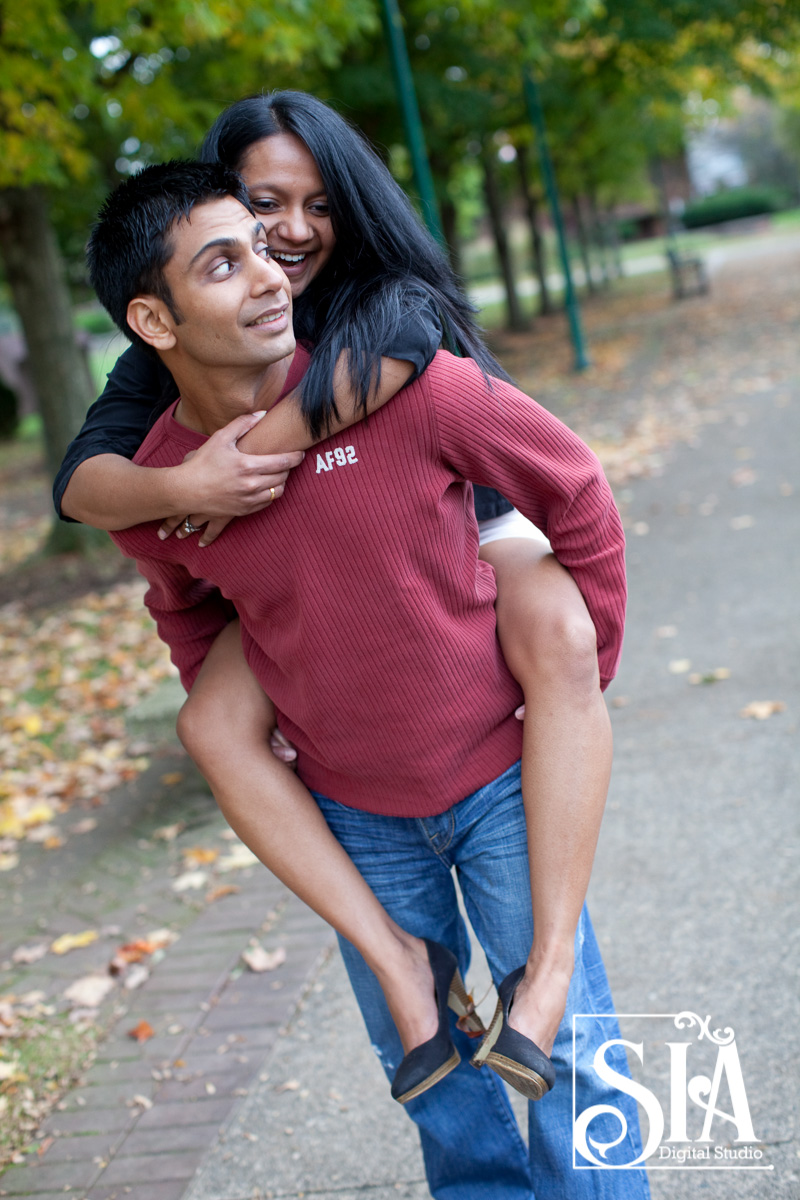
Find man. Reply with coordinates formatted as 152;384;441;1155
91;160;649;1198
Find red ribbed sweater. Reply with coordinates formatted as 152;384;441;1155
113;348;626;817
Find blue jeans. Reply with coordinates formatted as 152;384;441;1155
314;761;650;1200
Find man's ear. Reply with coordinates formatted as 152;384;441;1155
127;296;178;351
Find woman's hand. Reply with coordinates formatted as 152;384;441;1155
159;410;304;545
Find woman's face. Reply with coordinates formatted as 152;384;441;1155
237;133;336;298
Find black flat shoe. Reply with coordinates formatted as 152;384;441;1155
391;939;482;1105
470;965;556;1101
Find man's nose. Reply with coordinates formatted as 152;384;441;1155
253;252;288;293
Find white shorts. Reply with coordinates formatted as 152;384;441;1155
477;508;552;549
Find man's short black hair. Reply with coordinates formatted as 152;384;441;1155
87;160;253;348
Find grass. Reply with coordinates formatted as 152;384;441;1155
0;1015;96;1168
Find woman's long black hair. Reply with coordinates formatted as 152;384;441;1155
200;90;512;437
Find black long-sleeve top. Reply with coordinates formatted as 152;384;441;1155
54;301;512;524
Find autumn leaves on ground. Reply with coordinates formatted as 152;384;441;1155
0;236;797;1166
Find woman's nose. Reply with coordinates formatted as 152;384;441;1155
274;207;313;244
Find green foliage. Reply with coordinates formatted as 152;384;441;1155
682;184;792;227
0;1;378;193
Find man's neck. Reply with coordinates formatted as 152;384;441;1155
169;353;294;435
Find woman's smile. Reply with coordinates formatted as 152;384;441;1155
238;133;336;299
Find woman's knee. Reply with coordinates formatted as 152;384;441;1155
495;564;600;691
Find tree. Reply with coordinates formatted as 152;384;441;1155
0;0;375;549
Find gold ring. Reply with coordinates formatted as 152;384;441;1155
267;486;276;505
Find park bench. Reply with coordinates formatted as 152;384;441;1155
666;246;709;300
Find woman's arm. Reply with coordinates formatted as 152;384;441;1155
60;287;442;532
60;354;414;531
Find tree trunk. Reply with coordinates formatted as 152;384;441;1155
0;186;96;552
607;207;624;277
587;190;611;289
481;151;527;332
516;144;552;316
440;197;463;281
571;197;596;295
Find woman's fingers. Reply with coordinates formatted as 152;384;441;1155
158;514;189;540
270;728;298;764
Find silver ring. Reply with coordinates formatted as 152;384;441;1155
182;519;201;535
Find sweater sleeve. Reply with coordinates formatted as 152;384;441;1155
53;343;179;520
430;358;626;688
123;551;232;692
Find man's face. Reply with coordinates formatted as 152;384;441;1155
157;196;296;369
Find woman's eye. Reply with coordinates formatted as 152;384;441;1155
251;198;278;212
310;202;329;216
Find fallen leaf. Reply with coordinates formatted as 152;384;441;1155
145;929;178;949
242;946;286;973
0;854;19;872
123;964;150;990
63;974;115;1008
127;1094;153;1109
127;1020;155;1043
740;700;786;720
182;847;219;866
160;772;184;787
632;521;649;536
11;944;48;965
68;818;97;835
668;659;692;675
172;870;208;892
153;823;184;841
730;515;755;530
205;1082;216;1095
276;1078;300;1092
689;668;731;685
24;821;60;842
656;625;678;639
51;930;99;955
218;845;259;873
206;884;240;903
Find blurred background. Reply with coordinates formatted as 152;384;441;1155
1;2;799;1186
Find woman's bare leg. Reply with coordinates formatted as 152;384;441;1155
478;540;612;1055
176;621;441;1054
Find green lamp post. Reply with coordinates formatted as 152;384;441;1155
523;67;590;371
380;0;446;248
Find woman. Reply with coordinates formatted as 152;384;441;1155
56;92;612;1103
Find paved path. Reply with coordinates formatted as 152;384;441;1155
2;246;798;1198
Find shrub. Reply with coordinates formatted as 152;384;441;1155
682;186;791;229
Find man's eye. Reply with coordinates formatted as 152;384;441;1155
256;242;271;259
209;259;235;277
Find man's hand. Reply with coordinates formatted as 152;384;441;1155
158;410;304;546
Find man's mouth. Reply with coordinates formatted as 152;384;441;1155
248;307;288;328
